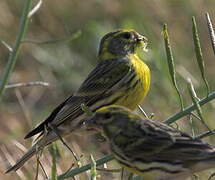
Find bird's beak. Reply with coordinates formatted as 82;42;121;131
83;116;97;130
136;35;148;52
137;35;147;42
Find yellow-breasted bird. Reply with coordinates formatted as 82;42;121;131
6;29;150;173
86;105;215;180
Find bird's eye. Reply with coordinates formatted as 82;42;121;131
122;32;131;39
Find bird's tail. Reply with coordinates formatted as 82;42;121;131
5;132;58;173
5;144;37;173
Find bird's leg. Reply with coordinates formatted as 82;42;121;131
48;123;80;165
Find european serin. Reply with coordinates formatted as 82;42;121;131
86;105;215;180
6;30;150;173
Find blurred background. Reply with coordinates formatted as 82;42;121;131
0;0;215;179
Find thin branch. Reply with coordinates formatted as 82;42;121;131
165;91;215;124
49;124;80;163
138;105;148;118
0;40;13;52
38;158;48;179
28;0;43;18
0;0;33;101
57;155;114;180
195;129;215;139
5;81;49;89
22;30;81;45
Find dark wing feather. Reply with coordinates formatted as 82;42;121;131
141;120;214;162
24;96;71;139
51;58;131;126
116;117;214;163
25;58;131;138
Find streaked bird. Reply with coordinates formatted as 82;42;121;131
86;105;215;180
6;29;150;173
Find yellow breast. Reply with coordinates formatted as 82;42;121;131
116;54;150;110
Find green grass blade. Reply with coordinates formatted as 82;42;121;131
0;0;33;101
163;23;184;110
192;16;210;96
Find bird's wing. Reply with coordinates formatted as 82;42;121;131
52;58;132;125
112;117;177;157
24;95;72;139
25;58;132;138
117;118;214;163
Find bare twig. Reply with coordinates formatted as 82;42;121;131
0;40;13;52
15;89;32;127
5;81;49;89
165;91;215;124
57;155;114;180
22;30;81;45
28;0;43;18
49;124;80;163
138;105;148;118
195;129;215;139
38;158;48;179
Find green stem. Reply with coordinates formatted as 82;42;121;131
0;0;32;101
165;91;215;124
58;154;114;180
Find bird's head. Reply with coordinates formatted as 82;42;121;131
85;105;133;138
98;30;148;59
